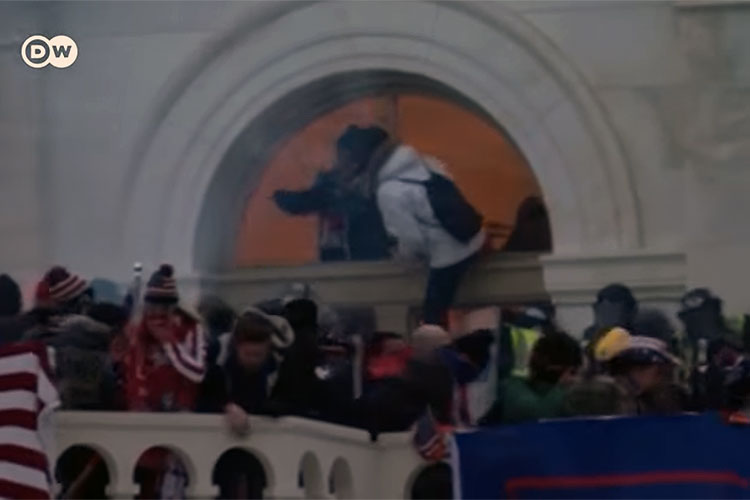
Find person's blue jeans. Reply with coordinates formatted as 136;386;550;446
422;252;479;326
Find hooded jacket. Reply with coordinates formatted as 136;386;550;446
375;145;485;269
197;308;295;414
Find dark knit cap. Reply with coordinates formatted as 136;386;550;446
0;274;21;316
198;295;236;334
336;125;389;168
42;266;89;305
596;283;636;309
679;288;721;314
145;264;178;305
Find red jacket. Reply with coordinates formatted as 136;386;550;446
366;347;412;381
125;311;206;412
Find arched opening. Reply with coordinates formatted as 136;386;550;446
133;446;192;500
123;1;640;277
212;448;267;499
55;445;112;499
409;462;453;500
232;90;547;267
328;457;354;499
199;70;550;272
297;452;324;499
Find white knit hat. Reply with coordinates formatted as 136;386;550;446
411;324;451;355
241;306;295;352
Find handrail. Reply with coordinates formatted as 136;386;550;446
53;411;424;499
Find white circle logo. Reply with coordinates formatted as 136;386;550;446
21;35;78;69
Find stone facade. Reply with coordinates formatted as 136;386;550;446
1;1;749;335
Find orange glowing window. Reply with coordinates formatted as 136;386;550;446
234;95;544;267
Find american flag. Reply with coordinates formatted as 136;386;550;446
413;411;449;462
0;342;58;499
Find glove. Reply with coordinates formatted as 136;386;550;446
224;403;250;437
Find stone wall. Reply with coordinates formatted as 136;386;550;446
1;1;749;331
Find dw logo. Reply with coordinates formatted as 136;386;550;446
21;35;78;69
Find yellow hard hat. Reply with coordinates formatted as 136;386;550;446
593;327;632;362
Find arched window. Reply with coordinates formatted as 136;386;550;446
235;94;546;267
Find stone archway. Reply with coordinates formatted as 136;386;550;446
119;0;641;277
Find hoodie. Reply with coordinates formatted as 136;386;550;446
197;308;295;414
376;145;485;269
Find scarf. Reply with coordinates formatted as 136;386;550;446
125;311;204;411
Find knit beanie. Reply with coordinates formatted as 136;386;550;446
34;281;52;309
596;283;637;310
144;264;178;305
679;288;721;315
41;266;89;306
241;306;295;353
411;324;451;356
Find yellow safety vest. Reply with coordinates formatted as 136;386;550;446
509;325;541;377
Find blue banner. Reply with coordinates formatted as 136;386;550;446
453;413;750;499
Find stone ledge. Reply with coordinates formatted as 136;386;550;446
56;411;386;448
185;253;549;310
183;251;687;313
54;411;420;499
196;253;542;283
543;251;687;304
674;0;750;8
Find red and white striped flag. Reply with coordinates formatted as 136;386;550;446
0;342;59;499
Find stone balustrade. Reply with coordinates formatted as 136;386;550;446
53;412;424;499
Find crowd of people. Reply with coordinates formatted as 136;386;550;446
2;261;750;498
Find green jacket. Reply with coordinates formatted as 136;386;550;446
482;376;565;425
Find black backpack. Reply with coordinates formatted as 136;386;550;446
400;171;483;243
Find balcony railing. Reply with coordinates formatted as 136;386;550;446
53;411;424;499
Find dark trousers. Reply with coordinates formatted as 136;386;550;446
423;252;479;326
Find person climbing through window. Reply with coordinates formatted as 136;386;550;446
322;125;486;326
272;127;392;262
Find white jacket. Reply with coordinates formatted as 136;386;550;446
376;145;485;269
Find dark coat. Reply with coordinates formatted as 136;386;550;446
480;377;566;426
268;323;320;416
25;314;117;410
198;353;278;414
359;351;455;435
0;314;34;346
313;356;357;425
273;171;391;261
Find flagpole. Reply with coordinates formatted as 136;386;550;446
129;261;143;320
